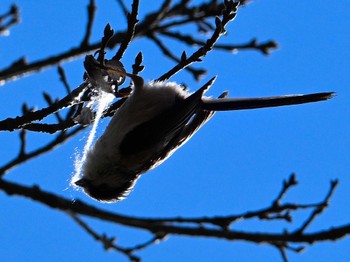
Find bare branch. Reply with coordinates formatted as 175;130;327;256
0;44;98;85
275;243;289;262
157;1;239;81
293;180;339;234
18;129;26;157
0;82;88;131
0;0;254;85
68;212;141;262
115;0;129;18
148;34;206;81
0;4;20;36
272;174;298;208
0;1;343;261
0;177;349;246
114;0;140;60
57;66;72;93
160;31;278;55
42;92;64;123
0;127;83;176
81;0;97;47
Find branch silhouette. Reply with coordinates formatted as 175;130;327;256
0;175;348;262
0;1;343;262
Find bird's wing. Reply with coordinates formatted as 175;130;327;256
136;94;227;174
119;77;216;155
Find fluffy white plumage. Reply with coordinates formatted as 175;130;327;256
81;81;191;194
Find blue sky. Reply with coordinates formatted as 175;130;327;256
1;1;349;261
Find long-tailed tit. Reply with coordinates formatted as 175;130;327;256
74;64;334;203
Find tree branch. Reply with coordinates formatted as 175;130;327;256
0;126;83;176
0;177;348;246
157;0;239;81
81;0;97;47
113;0;140;60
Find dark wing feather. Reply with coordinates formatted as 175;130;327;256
136;93;226;174
120;78;215;155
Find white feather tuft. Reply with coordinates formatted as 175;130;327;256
71;91;115;187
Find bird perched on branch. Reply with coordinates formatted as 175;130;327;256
74;57;334;203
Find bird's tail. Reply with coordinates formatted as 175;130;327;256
201;92;335;111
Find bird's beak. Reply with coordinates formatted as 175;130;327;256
75;178;87;187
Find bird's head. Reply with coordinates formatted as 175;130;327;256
74;175;137;202
74;152;139;202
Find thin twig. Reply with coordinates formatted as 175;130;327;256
113;0;140;60
293;180;339;234
125;233;168;252
20;120;77;133
0;0;255;84
42;92;64;123
81;0;97;47
57;66;71;93
161;31;278;55
272;174;298;207
0;126;83;176
115;0;129;18
157;1;238;81
68;212;141;262
57;66;81;120
0;4;20;35
147;0;173;29
275;243;289;262
0;43;99;85
148;34;206;80
146;202;325;228
18;129;26;157
0;82;88;131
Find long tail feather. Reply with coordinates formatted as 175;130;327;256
201;92;335;111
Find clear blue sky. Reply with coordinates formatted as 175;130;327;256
1;1;349;261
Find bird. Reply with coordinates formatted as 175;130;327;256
74;63;334;203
